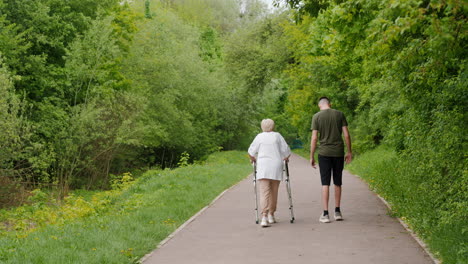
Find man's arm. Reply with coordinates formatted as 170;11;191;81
342;126;352;164
310;130;318;168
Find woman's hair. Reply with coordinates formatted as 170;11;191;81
261;119;275;132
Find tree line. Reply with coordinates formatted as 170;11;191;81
0;0;466;261
0;0;286;203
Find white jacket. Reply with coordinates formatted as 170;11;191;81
248;132;291;181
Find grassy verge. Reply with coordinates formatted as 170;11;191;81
293;148;318;161
292;148;309;159
347;146;467;264
0;151;252;263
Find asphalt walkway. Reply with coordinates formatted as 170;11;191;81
143;154;433;264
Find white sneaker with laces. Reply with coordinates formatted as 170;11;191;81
260;216;270;227
319;213;331;223
267;214;276;224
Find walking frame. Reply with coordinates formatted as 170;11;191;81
284;160;295;223
252;160;295;224
252;161;259;224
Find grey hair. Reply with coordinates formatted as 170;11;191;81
261;119;275;132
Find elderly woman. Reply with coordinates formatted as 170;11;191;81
248;119;291;227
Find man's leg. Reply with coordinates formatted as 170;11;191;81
332;156;344;208
318;155;332;223
319;155;332;211
322;185;330;211
334;185;341;208
332;157;345;220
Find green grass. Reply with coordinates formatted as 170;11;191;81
347;146;468;264
70;189;101;201
293;148;318;161
292;148;309;159
0;151;252;263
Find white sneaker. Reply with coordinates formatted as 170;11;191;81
319;213;331;223
260;216;270;227
267;214;276;224
334;211;343;221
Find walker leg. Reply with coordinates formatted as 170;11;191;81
284;161;295;223
253;162;259;224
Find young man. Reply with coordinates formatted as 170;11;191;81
310;97;352;223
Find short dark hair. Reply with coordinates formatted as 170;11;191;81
318;96;330;104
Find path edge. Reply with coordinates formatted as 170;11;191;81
292;151;439;263
139;174;250;263
352;172;441;264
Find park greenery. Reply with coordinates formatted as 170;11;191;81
0;0;466;263
282;1;466;262
0;151;252;263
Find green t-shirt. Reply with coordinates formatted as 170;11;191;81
311;108;348;157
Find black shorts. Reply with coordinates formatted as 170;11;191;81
318;155;344;186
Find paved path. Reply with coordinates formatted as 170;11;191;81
143;154;433;264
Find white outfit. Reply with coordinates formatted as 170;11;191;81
248;132;291;181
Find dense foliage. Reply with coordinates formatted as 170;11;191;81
0;0;276;199
281;0;467;262
1;0;466;262
0;0;141;199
